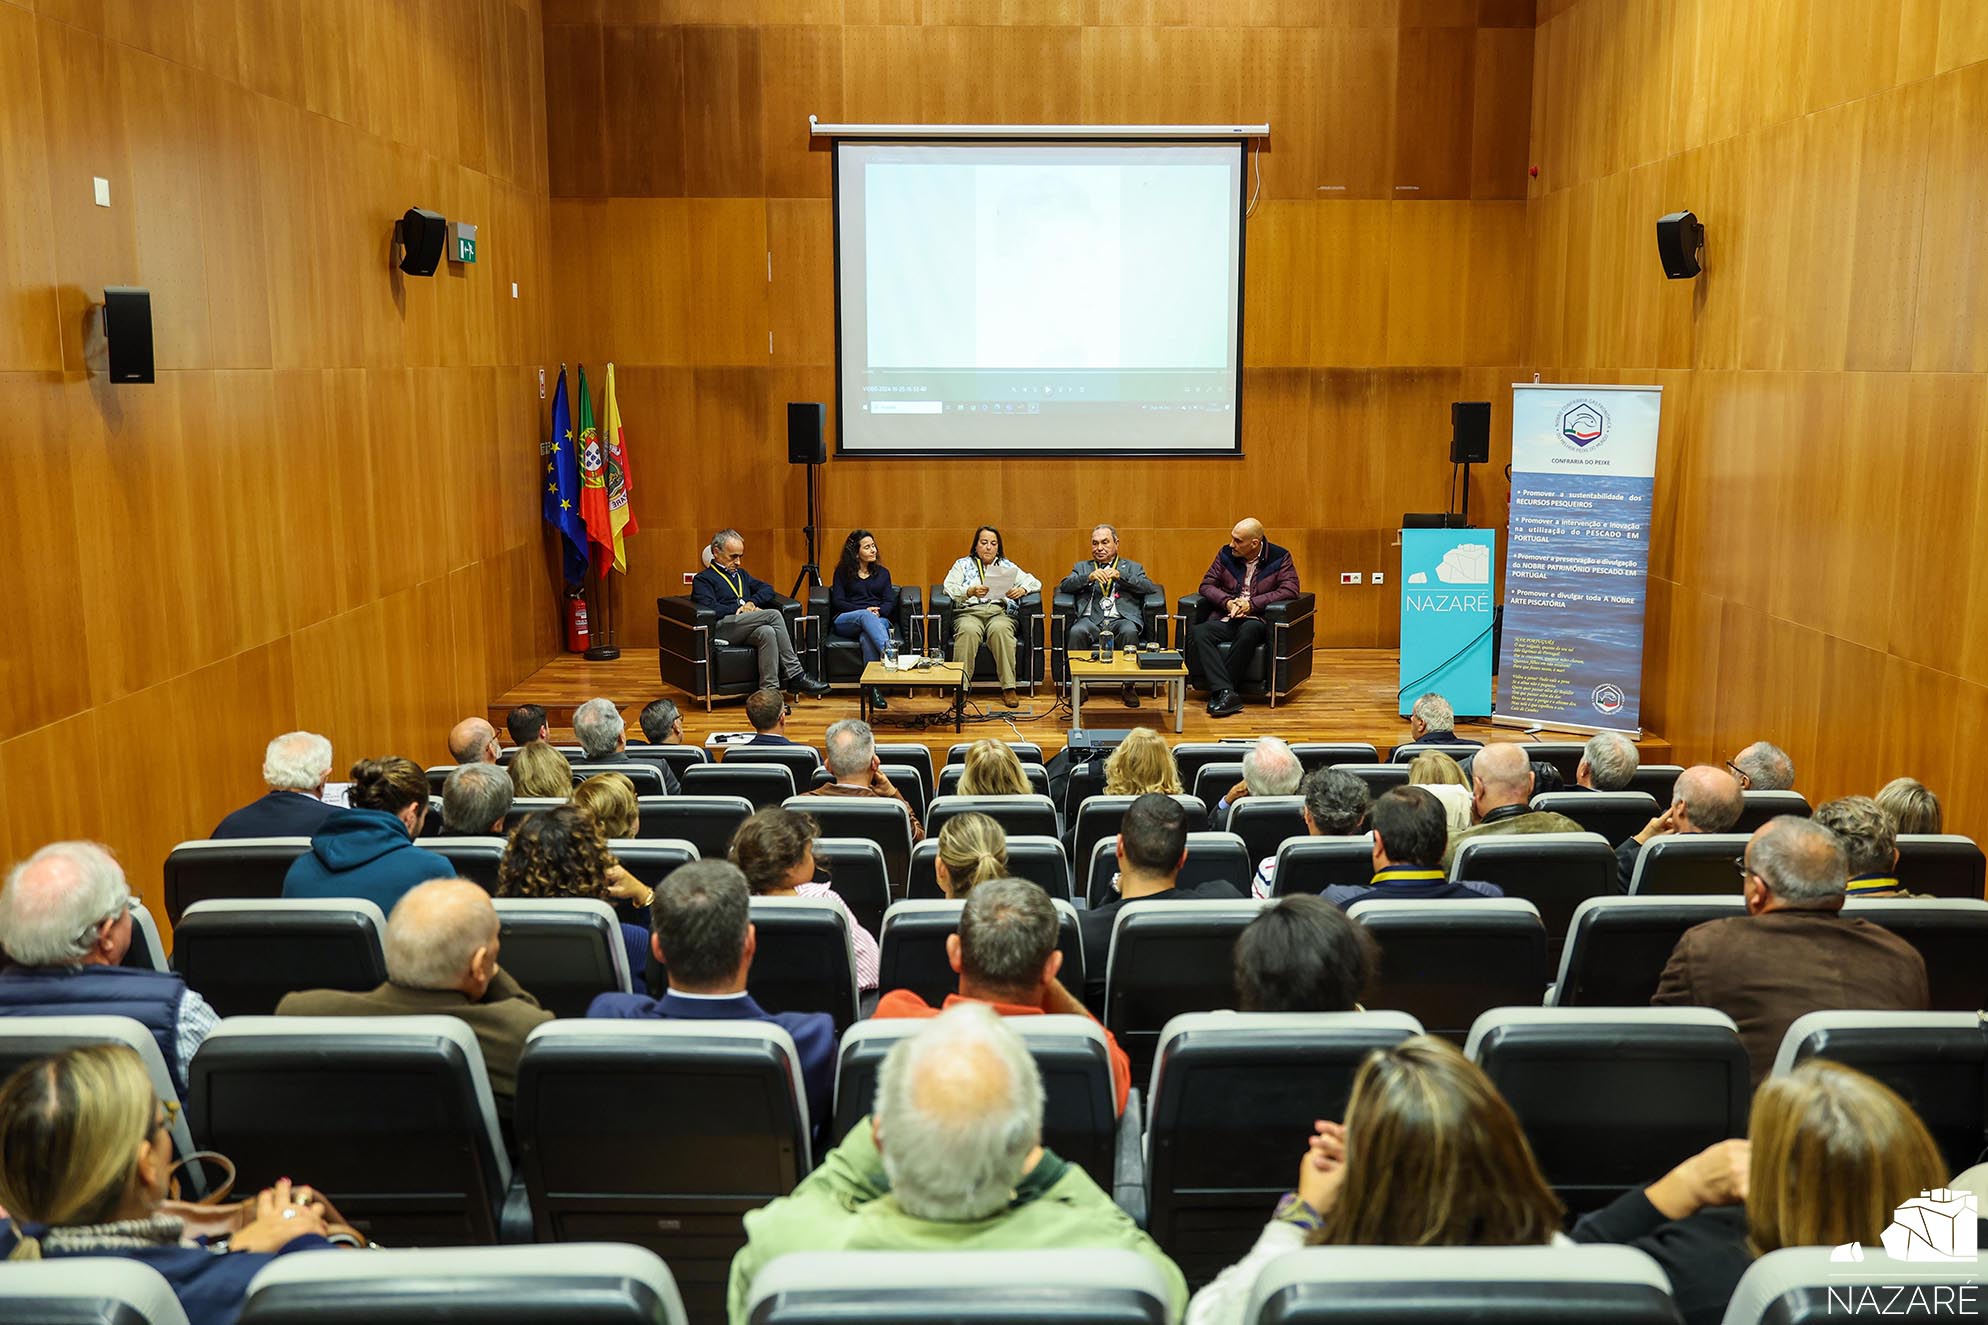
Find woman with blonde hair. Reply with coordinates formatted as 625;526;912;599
934;812;1008;898
729;807;880;990
1188;1035;1564;1325
510;740;575;798
1103;728;1182;797
1876;776;1942;835
957;739;1031;797
571;771;640;839
0;1044;347;1324
1407;750;1473;835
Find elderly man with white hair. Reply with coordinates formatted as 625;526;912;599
571;696;680;793
0;842;218;1089
810;718;923;841
1215;735;1303;824
1575;730;1639;791
725;1002;1186;1325
210;731;338;839
277;878;551;1103
1388;692;1484;760
1440;742;1584;868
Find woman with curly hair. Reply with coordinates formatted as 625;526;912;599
728;807;880;990
830;529;900;711
498;805;650;976
1104;728;1182;797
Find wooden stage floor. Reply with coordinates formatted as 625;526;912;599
492;648;1674;764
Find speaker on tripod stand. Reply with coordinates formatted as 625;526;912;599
788;402;826;599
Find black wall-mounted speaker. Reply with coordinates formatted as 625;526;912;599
103;286;154;384
787;401;826;465
1656;210;1704;279
1450;401;1490;465
398;207;446;277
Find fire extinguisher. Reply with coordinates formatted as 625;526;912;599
565;589;590;653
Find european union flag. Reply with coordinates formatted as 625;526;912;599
541;366;589;587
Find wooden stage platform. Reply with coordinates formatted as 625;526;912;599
492;648;1675;765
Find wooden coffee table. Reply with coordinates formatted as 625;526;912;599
1068;652;1189;734
857;660;968;732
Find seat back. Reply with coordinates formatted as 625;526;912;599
189;1016;509;1245
830;1017;1117;1186
1448;832;1617;943
783;795;914;891
744;1250;1172;1325
1516;742;1589;785
240;1244;685;1325
636;795;754;857
1085;831;1251;908
1246;1245;1681;1325
1843;897;1988;1011
1289;742;1381;771
926;793;1060;842
872;745;936;802
126;900;169;972
743;897;860;1030
500;744;584;765
1550;895;1748;1006
811;837;891;940
1269;837;1374;897
1720;1246;1983;1325
493;898;631;1018
1105;899;1268;1080
173;899;388;1017
421;836;506;890
1336;763;1410;797
1145;1011;1423;1283
607;838;701;887
721;745;823;781
935;762;1053;801
876;899;1084;1010
515;1022;806;1322
946;740;1045;766
1072;796;1211;888
0;1015;204;1192
1772;1010;1988;1175
1207;795;1297;869
502;797;570;834
1625;832;1753;896
906;835;1071;901
808;764;929;823
626;743;708;781
682;763;796;810
1733;788;1812;832
1189;762;1246;817
1894;834;1988;899
571;762;669;795
0;1259;191;1325
1624;763;1684;804
163;837;312;925
1390;742;1483;765
1530;791;1661;848
1173;743;1247;791
1348;899;1550;1040
1466;1007;1751;1212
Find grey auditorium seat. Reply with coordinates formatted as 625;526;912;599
0;1259;191;1325
1085;831;1251;909
501;796;569;834
1291;742;1382;771
1449;832;1617;945
1732;789;1812;832
811;837;891;939
873;744;936;802
1172;743;1249;791
1190;762;1246;819
935;762;1053;801
682;762;796;810
1269;837;1375;897
172;899;388;1017
500;744;584;765
637;795;753;857
907;834;1071;902
1466;1007;1751;1213
722;744;823;782
1145;1011;1422;1284
514;1022;805;1323
163;836;311;924
571;762;669;795
1624;764;1684;804
422;836;506;890
1246;1245;1681;1325
1772;1010;1988;1174
238;1244;685;1325
784;795;914;893
1211;795;1298;870
1336;763;1410;798
1549;895;1748;1006
1532;791;1661;849
608;838;700;888
1894;834;1988;899
492;897;631;1019
947;740;1045;766
1072;795;1211;878
126;900;170;972
1518;742;1589;785
1391;742;1484;765
1626;832;1753;896
1721;1247;1986;1325
745;896;860;1030
1844;896;1988;1011
626;742;707;782
1105;899;1268;1080
1348;898;1550;1040
927;792;1060;842
876;899;1084;1010
744;1250;1172;1325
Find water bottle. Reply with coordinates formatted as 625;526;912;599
883;628;899;671
1101;630;1115;662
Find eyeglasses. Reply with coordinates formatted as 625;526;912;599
1732;855;1754;882
1724;760;1752;788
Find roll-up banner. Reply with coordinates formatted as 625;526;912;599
1398;528;1496;719
1495;384;1661;736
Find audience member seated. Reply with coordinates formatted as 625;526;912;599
1729;741;1795;791
441;761;514;835
1233;895;1376;1012
815;719;924;841
1216;736;1303;817
1185;1036;1564;1325
935;812;1009;899
587;860;834;1126
1406;751;1473;834
638;697;685;746
0;1045;348;1325
574;697;680;793
446;717;502;765
874;878;1131;1114
509;740;575;798
1388;692;1484;759
1441;744;1583;868
1815;795;1921;899
276;879;550;1106
281;758;453;915
1570;1060;1949;1325
1576;731;1640;791
743;687;798;746
957;738;1030;796
1252;767;1371;898
1612;764;1744;892
498;805;652;976
570;771;639;840
729;807;880;991
210;731;337;840
505;703;551;747
1080;793;1242;1002
1876;776;1942;835
0;843;217;1091
1327;787;1504;909
725;1004;1185;1325
1103;728;1183;797
1653;816;1929;1084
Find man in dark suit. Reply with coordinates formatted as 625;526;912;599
743;687;799;746
1613;764;1742;892
1325;787;1504;909
210;731;339;839
572;696;680;794
1058;524;1157;707
588;860;835;1127
506;703;551;747
276;878;553;1104
1653;815;1929;1084
1387;692;1485;760
692;528;829;698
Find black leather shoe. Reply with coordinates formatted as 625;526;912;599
1207;689;1245;719
789;672;832;699
1121;683;1140;708
869;686;890;710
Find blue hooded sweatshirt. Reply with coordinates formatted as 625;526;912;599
281;806;453;914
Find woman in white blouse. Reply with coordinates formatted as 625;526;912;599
941;525;1041;708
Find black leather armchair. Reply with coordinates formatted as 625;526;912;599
806;584;924;689
1051;580;1168;688
656;593;810;710
1176;590;1316;706
926;587;1044;693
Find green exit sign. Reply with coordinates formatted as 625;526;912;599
447;220;478;264
455;236;476;263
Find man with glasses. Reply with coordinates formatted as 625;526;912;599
1612;764;1743;892
1651;815;1927;1084
0;842;217;1090
691;528;831;700
1057;523;1157;707
1193;517;1301;719
1728;741;1795;791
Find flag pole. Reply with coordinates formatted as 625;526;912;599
585;556;620;661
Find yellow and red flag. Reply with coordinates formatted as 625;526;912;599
601;363;638;573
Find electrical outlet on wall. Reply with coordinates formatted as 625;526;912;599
682;572;695;585
1340;572;1362;585
1372;571;1385;584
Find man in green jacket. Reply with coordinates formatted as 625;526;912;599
727;1003;1186;1325
1441;742;1585;869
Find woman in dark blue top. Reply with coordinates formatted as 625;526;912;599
829;528;900;710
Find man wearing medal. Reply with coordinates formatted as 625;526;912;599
691;528;831;700
1058;524;1156;708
